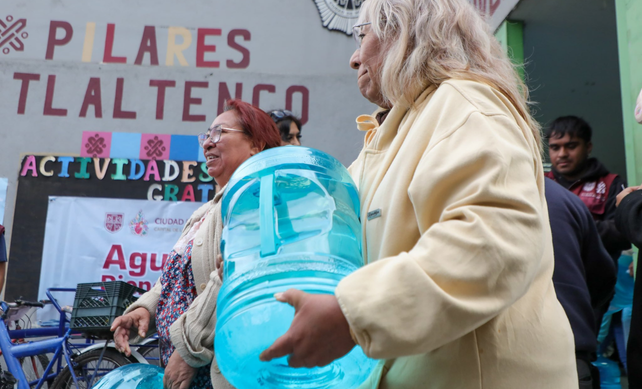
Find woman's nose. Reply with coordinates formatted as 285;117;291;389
203;137;215;149
349;49;360;70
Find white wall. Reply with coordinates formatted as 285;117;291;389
0;0;520;245
0;0;376;242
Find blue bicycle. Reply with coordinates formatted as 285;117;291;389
0;288;133;389
0;298;52;388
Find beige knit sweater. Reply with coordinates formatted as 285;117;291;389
124;187;234;388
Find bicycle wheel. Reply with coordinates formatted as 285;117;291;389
20;354;50;388
135;339;161;367
50;349;131;389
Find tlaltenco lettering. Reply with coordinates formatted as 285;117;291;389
101;244;169;290
20;155;216;202
12;20;310;124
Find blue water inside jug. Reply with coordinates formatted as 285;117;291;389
92;364;164;389
215;147;377;389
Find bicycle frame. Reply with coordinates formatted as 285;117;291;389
0;288;81;389
0;327;76;389
1;287;159;388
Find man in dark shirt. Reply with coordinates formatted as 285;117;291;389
546;178;616;389
545;116;630;261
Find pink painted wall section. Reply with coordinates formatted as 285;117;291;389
81;131;112;158
139;133;171;160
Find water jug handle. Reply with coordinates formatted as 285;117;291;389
259;174;277;257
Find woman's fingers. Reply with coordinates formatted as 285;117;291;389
616;185;642;207
259;331;295;362
110;309;151;355
125;307;151;338
216;254;224;280
164;351;197;389
111;315;132;355
113;327;132;356
136;311;150;338
259;289;308;362
287;356;305;368
274;288;306;308
260;292;355;368
109;315;127;332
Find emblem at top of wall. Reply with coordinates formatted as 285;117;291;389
312;0;363;35
0;15;28;55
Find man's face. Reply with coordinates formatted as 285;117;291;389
548;133;592;177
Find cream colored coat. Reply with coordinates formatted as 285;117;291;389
124;188;234;389
335;80;578;389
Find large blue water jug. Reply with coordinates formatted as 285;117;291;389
215;147;377;389
92;364;164;389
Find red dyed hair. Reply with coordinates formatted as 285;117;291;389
224;99;282;151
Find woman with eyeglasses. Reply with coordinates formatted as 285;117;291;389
260;0;578;387
111;99;281;389
268;109;303;146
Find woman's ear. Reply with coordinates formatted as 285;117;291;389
250;141;265;156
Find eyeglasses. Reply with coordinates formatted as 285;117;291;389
352;22;371;49
268;109;295;122
197;124;245;147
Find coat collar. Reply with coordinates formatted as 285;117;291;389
359;87;437;153
357;85;436;225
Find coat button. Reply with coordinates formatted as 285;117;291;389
195;238;203;246
200;283;207;291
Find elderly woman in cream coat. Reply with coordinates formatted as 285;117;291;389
111;99;282;389
260;0;578;388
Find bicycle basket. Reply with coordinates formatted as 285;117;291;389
70;281;145;338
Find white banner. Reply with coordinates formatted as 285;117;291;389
37;196;201;321
0;178;7;224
